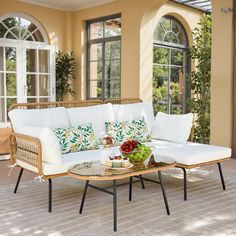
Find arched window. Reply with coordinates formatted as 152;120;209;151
153;16;189;114
0;14;55;125
0;15;47;42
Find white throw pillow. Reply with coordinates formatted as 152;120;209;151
15;126;62;165
112;101;154;133
152;112;193;144
67;103;115;139
9;107;70;130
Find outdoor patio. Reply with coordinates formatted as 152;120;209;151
0;0;236;235
1;159;236;236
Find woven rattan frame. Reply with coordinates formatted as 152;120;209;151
9;99;141;179
9;98;230;178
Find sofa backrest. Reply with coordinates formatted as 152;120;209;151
67;103;115;139
9;99;141;132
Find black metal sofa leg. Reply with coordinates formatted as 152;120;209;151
217;162;226;190
48;179;52;213
181;168;187;201
14;168;24;194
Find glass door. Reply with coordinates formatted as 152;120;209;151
25;46;55;103
0;45;18;123
0;40;55;126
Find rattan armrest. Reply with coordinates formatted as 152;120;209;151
9;133;43;175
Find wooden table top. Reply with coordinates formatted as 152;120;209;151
68;155;176;181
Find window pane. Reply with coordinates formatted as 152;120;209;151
178;28;187;46
171;49;183;66
2;17;18;39
39;98;49;102
89;80;102;98
161;18;171;31
0;23;8;38
39;49;49;73
105;18;121;37
27;74;37;96
39;75;49;96
26;49;37;72
105;80;120;98
27;98;37;103
172;20;180;34
164;32;178;44
7;98;17;120
32;30;44;42
105;41;120;60
0;47;3;71
153;65;169;114
90;22;103;40
6;73;16;96
5;47;16;71
90;44;102;61
153;24;164;42
0;98;5;122
90;61;102;81
153;47;169;65
0;73;4;96
170;67;184;114
105;60;120;80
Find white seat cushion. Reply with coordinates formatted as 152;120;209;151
42;150;103;175
112;101;154;133
152;141;231;165
67;103;115;140
152;112;193;144
9;107;70;130
16;149;102;175
15;126;62;165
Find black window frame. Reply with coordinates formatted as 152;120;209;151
153;15;191;114
86;13;121;100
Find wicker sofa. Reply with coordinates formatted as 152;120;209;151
8;99;231;212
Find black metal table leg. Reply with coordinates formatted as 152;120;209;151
139;175;145;189
129;177;132;201
217;163;226;190
181;168;187;201
14;168;24;194
158;171;170;215
113;180;117;232
48;179;52;213
80;180;89;214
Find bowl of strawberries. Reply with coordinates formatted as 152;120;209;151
120;140;152;166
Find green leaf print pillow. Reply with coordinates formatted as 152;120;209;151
105;117;151;145
54;123;98;154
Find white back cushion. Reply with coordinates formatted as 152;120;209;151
152;112;193;144
67;103;115;139
9;107;69;130
15;126;62;165
112;101;154;133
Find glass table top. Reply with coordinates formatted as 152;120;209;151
68;155;176;180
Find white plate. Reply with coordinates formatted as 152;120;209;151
104;163;133;170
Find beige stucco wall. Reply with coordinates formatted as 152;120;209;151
210;0;233;147
71;0;166;100
72;0;202;100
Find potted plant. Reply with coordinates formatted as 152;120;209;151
56;51;76;101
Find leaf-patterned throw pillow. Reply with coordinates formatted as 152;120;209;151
54;123;98;154
105;117;151;145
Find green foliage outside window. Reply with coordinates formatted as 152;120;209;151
153;47;183;115
188;14;212;144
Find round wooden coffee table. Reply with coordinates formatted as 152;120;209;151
68;155;176;232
